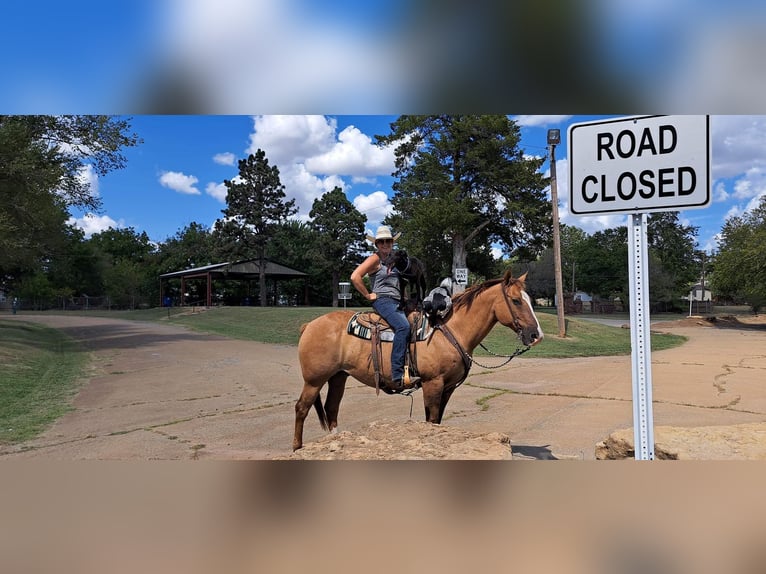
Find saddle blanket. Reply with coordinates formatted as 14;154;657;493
347;311;432;342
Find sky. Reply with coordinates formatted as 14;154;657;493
66;114;766;256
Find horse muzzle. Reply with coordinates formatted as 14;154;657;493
522;328;543;347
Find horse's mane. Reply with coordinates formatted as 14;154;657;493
451;273;525;311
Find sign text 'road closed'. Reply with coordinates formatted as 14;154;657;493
568;115;710;216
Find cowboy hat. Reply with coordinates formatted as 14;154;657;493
366;225;402;244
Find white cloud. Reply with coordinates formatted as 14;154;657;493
304;125;396;176
247;115;337;163
242;115;398;220
67;213;123;238
713;181;729;202
514;115;573;128
212;152;236;166
77;164;99;197
205;182;227;202
353;190;392;227
712;116;766;179
159;171;200;195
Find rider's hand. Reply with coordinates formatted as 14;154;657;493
368;293;377;301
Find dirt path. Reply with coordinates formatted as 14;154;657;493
2;313;766;459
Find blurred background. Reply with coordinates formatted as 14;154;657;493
3;0;766;113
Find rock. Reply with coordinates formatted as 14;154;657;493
596;423;766;460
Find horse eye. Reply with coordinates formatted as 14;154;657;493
512;298;521;306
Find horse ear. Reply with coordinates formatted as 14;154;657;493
518;271;528;283
503;268;514;283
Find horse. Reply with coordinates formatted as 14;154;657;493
292;268;543;451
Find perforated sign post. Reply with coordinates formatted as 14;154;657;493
568;115;710;460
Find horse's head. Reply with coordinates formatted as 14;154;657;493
498;269;543;347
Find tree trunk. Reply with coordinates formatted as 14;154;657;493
451;220;490;294
452;234;467;294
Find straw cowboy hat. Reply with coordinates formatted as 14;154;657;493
366;225;401;244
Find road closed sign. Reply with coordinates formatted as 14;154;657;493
568;115;710;216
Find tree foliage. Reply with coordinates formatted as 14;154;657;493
308;187;367;306
711;196;766;312
376;115;551;287
215;150;297;306
0;115;140;289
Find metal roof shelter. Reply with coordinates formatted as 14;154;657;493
159;259;308;307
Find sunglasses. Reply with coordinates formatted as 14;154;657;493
376;238;393;245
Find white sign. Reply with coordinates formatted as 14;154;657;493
454;268;468;285
568;115;710;216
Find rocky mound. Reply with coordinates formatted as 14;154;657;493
281;419;513;460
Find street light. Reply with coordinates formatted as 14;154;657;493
548;129;566;337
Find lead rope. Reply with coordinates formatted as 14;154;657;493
471;337;531;369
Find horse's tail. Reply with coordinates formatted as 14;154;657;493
299;322;309;336
313;394;329;431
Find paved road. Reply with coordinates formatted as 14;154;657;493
2;313;766;459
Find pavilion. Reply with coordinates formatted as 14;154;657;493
159;259;308;307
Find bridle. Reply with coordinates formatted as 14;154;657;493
435;278;533;378
500;278;527;336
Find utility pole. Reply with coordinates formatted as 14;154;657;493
548;129;566;337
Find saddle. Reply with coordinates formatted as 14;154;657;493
346;311;429;395
346;311;432;342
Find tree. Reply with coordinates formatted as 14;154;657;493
710;196;766;312
267;221;322;305
308;187;367;306
89;227;158;308
573;227;629;304
647;212;699;309
0;115;140;289
216;150;297;306
377;115;550;290
158;222;216;273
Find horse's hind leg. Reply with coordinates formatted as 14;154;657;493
293;382;324;451
323;372;348;433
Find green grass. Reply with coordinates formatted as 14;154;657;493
0;320;87;444
480;313;687;359
40;304;687;356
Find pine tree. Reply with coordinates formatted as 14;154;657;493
217;149;297;306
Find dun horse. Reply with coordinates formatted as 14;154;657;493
292;269;543;451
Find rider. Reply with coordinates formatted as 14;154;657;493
350;225;420;393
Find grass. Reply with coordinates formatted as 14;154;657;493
37;304;688;357
0;319;87;444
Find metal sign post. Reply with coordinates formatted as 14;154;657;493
628;213;654;459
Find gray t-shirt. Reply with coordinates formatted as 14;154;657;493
369;257;401;299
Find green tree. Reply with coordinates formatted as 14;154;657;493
710;196;766;312
308;187;367;307
215;150;297;306
377;115;550;289
267;220;321;305
647;212;699;309
574;227;629;304
0;115;140;289
158;222;216;273
89;227;157;308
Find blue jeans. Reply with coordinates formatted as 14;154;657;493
373;296;410;381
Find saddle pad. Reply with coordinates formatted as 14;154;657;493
347;311;432;342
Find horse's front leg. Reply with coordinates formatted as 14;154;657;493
421;378;445;423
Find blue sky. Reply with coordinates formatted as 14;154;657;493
66;115;766;255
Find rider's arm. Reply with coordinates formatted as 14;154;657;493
350;255;380;301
